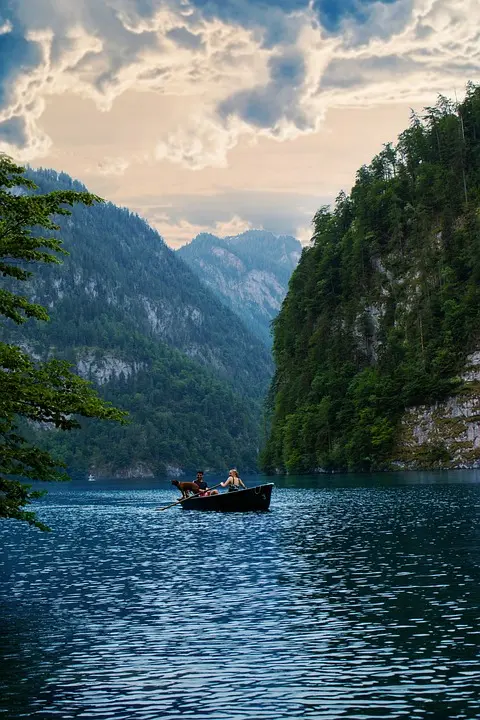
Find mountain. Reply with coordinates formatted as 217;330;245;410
3;168;273;475
177;230;302;346
262;83;480;473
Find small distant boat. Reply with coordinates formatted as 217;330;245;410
87;473;96;482
181;483;274;512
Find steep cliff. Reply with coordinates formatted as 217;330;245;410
393;351;480;469
177;230;301;346
262;84;480;473
3;168;273;475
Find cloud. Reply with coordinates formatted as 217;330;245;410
321;54;423;90
166;26;205;50
0;116;27;145
96;156;130;175
186;0;402;36
295;223;314;245
148;212;255;248
0;20;13;35
0;0;478;168
130;188;325;245
219;51;309;131
155;115;241;170
215;214;254;236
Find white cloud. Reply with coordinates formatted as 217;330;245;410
295;223;314;247
96;156;130;175
147;212;253;247
155;115;242;169
0;20;12;35
0;0;479;166
215;214;253;237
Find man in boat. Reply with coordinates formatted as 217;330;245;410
194;471;219;496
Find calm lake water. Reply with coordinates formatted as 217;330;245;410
1;472;480;720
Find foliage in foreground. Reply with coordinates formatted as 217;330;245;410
262;83;480;473
0;156;126;529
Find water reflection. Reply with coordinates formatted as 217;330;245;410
1;474;480;719
276;470;480;488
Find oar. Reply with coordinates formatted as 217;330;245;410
155;483;223;511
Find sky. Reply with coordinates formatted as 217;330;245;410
0;0;478;248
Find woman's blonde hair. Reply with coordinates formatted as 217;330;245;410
230;469;239;478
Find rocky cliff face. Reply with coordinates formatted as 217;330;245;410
76;352;147;385
394;351;480;469
177;230;302;346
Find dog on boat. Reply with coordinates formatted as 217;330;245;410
171;480;201;499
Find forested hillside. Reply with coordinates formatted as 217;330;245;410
262;83;480;473
178;230;301;346
3;168;273;475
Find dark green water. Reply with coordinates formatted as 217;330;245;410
1;472;480;719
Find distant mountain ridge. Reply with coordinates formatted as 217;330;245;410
177;230;302;346
2;168;273;475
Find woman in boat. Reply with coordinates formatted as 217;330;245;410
221;469;246;492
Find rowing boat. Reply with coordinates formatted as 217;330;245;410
180;483;274;511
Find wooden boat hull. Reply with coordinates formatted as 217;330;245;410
181;483;274;512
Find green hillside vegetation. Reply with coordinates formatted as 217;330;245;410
262;83;480;474
3;168;272;475
29;339;261;474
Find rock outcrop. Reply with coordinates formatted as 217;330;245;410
394;351;480;469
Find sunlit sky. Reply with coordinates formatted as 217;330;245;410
0;0;478;247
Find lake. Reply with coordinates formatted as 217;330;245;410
1;472;480;719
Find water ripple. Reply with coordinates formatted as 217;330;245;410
1;476;480;719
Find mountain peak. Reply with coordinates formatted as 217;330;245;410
177;229;302;347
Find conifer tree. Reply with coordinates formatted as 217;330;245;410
0;156;126;530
